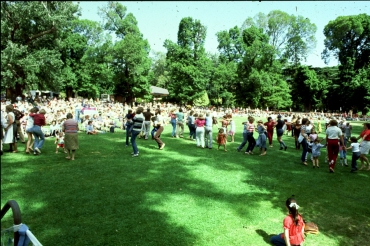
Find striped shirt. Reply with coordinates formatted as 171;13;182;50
63;119;78;133
132;113;144;131
247;122;254;133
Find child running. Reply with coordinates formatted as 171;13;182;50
308;138;326;168
346;137;361;172
217;128;227;152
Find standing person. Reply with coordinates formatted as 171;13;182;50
25;107;38;154
62;113;79;160
124;109;135;147
237;116;252;153
244;117;256;155
316;117;323;134
256;120;267;156
195;114;206;148
54;132;65;154
326;119;345;173
1;112;7;155
187;110;196;140
175;108;185;138
346;137;361;172
343;122;352;145
276;115;288;151
293;119;302;150
205;112;213;149
169;109;177;138
142;108;153;140
308;138;326;168
228;116;236;143
300;118;311;165
264;117;275;147
153;122;165;150
217;128;227;151
131;107;144;157
356;123;370;170
13;106;25;143
29;109;46;155
3;105;18;153
270;197;305;246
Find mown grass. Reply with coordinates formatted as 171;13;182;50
1;117;369;246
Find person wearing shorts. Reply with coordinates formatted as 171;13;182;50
357;123;370;170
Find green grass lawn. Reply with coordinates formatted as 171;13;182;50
1;117;369;246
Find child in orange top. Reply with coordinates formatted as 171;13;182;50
217;128;227;151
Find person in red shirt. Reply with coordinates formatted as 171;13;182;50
270;197;305;246
264;117;275;147
29;109;46;155
357;123;370;170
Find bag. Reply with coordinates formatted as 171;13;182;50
298;134;304;143
304;221;319;234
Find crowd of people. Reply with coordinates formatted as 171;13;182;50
1;97;370;173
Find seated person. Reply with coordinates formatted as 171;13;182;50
86;121;98;135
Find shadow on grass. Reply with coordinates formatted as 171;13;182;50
1;120;370;245
256;229;275;244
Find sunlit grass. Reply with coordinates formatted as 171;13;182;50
1;117;369;245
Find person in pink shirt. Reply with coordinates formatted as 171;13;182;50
195;114;206;148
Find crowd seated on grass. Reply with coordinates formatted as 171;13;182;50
1;96;369;141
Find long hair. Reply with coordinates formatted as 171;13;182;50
286;198;300;226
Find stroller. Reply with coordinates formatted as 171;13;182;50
1;200;42;246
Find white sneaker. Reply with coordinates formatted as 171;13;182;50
35;147;41;154
159;143;165;150
131;152;139;155
132;154;139;157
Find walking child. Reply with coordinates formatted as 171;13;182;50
308;138;326;168
217;128;227;151
228;117;236;142
256;120;267;156
346;137;361;172
54;132;65;153
339;143;348;166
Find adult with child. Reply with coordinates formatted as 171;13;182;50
131;107;144;157
3;104;18;153
356;123;370;170
62;113;79;160
326;119;345;173
270;197;305;246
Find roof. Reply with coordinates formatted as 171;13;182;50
150;86;169;97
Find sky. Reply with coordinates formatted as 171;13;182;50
77;1;368;68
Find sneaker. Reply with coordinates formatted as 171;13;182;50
159;143;165;150
35;147;41;154
132;154;139;157
131;152;139;155
284;146;287;151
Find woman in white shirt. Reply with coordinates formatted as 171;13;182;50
326;119;345;173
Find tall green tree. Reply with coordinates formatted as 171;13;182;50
164;17;212;104
241;10;317;64
322;14;370;113
1;1;79;101
99;1;152;104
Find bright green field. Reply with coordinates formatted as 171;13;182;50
1;117;369;246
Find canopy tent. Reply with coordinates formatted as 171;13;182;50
150;86;169;97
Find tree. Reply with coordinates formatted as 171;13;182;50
1;1;79;101
164;17;212;104
322;13;370;113
241;10;317;64
99;1;152;104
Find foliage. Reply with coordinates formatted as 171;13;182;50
1;1;79;101
322;13;370;113
164;17;213;104
193;90;210;107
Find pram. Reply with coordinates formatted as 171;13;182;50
1;200;42;246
